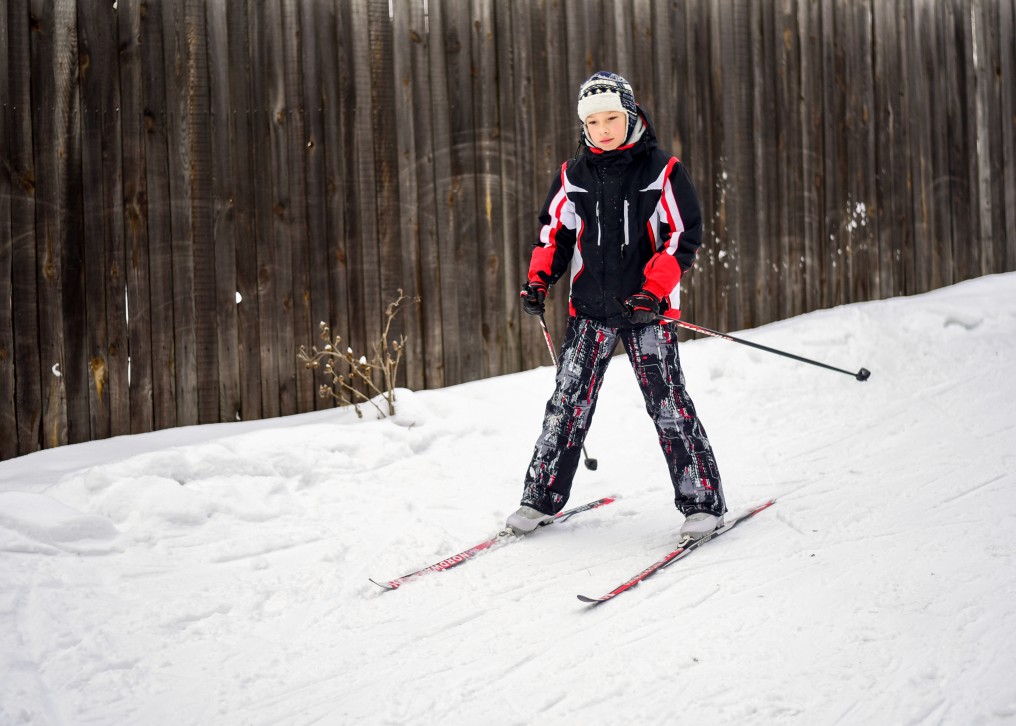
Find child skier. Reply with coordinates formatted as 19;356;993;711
507;71;727;540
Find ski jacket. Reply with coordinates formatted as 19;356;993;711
528;108;703;326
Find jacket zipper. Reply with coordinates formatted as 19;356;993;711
622;199;630;249
595;200;602;247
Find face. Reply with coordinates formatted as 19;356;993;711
584;110;629;151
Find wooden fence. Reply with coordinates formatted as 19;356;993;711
2;0;1014;460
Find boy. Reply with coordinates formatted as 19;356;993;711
508;71;727;540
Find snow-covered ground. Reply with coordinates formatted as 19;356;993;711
2;273;1015;725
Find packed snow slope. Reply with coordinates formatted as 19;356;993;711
2;273;1015;726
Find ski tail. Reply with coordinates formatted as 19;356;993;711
577;498;775;605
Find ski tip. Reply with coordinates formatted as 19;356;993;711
369;578;398;591
576;594;605;604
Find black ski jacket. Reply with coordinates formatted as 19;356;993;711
527;108;704;326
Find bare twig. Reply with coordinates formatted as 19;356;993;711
298;290;420;418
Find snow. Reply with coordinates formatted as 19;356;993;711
2;273;1016;725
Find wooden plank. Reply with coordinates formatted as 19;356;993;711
322;0;356;388
247;1;281;419
651;0;679;158
973;0;1010;276
368;0;408;383
444;0;482;383
470;0;505;379
906;0;935;292
493;0;522;374
205;0;241;422
344;0;383;392
392;0;437;388
225;0;262;421
0;0;16;458
139;0;178;430
564;0;604;84
931;0;958;287
29;0;77;449
945;0;979;283
426;0;461;383
182;0;218;424
157;0;198;427
1001;0;1016;270
819;0;846;309
77;0;120;442
752;0;776;326
873;0;908;297
631;0;655;114
843;0;877;305
297;0;338;406
8;0;42;455
718;0;756;331
278;0;311;415
117;0;154;434
777;0;807;319
798;0;825;312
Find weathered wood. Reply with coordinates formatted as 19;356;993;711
1001;0;1016;271
226;1;262;422
274;0;311;415
182;0;218;425
29;0;77;449
246;2;281;419
205;0;242;422
471;0;503;379
0;0;15;458
78;0;117;442
392;0;432;390
157;0;199;427
297;0;338;407
5;0;1016;460
117;0;153;434
139;0;178;430
346;0;384;393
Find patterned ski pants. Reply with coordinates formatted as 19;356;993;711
522;316;725;517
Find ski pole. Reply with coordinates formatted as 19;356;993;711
538;314;598;470
655;313;871;382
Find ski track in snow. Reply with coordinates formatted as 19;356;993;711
2;273;1016;725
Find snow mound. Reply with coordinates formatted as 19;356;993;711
0;492;120;555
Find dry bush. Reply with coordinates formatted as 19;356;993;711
298;290;419;418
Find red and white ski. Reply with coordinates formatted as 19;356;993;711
371;495;618;591
577;499;776;605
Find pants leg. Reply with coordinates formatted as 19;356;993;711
621;323;726;517
521;317;619;514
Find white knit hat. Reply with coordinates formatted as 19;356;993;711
577;71;637;124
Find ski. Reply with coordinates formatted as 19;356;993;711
371;495;618;591
577;499;776;605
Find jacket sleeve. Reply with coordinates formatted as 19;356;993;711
528;162;578;287
641;159;703;302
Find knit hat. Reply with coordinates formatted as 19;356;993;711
577;71;636;122
577;71;639;146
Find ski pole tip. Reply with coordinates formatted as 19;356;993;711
855;368;871;382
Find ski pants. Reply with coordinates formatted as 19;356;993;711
521;316;726;518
